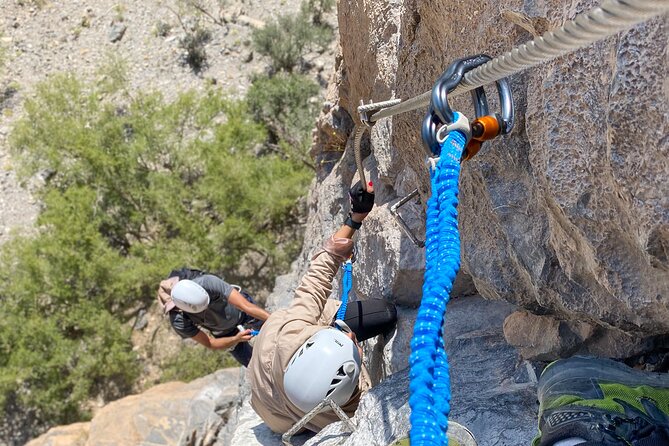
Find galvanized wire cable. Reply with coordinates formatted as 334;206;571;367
360;0;668;123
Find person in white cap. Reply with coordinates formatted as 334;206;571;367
157;270;270;366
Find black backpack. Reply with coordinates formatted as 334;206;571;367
167;267;208;281
168;268;254;302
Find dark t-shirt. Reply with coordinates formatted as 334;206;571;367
169;274;243;338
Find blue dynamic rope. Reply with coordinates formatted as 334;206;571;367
336;259;353;322
409;119;465;445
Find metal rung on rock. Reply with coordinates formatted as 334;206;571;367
390;189;425;248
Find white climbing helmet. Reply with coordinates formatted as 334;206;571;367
170;279;210;313
283;328;361;413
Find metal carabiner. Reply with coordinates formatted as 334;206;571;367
422;55;488;156
422;54;514;160
432;55;490;126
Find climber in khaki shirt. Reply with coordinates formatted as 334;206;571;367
248;181;398;433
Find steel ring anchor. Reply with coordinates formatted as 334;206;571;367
423;54;515;161
438;55;514;159
422;55;489;156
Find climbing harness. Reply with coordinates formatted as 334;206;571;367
281;397;356;446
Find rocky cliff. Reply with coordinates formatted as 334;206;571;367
232;0;668;442
317;0;668;358
21;0;669;445
25;368;243;446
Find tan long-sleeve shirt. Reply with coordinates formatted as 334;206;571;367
247;236;371;433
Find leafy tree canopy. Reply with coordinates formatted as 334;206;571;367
247;72;319;167
0;71;313;427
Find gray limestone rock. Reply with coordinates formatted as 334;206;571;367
178;368;244;446
265;265;301;311
107;22;127;43
25;369;242;446
24;423;89;446
503;310;660;361
323;0;669;355
503;311;595;360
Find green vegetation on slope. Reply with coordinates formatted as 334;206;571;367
0;69;316;426
159;344;238;383
252;0;334;72
248;72;320;167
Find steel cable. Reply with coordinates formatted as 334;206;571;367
360;0;668;122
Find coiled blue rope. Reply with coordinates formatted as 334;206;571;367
409;119;465;445
336;259;353;322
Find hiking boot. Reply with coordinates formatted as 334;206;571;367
533;356;669;446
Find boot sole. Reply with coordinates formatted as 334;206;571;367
538;356;669;403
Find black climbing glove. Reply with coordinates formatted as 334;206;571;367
349;180;375;214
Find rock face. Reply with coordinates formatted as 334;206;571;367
225;2;667;442
503;310;659;361
316;0;669;347
24;423;90;446
25;368;242;446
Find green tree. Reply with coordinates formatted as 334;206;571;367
0;71;312;428
159;344;237;383
252;2;333;72
247;72;319;167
